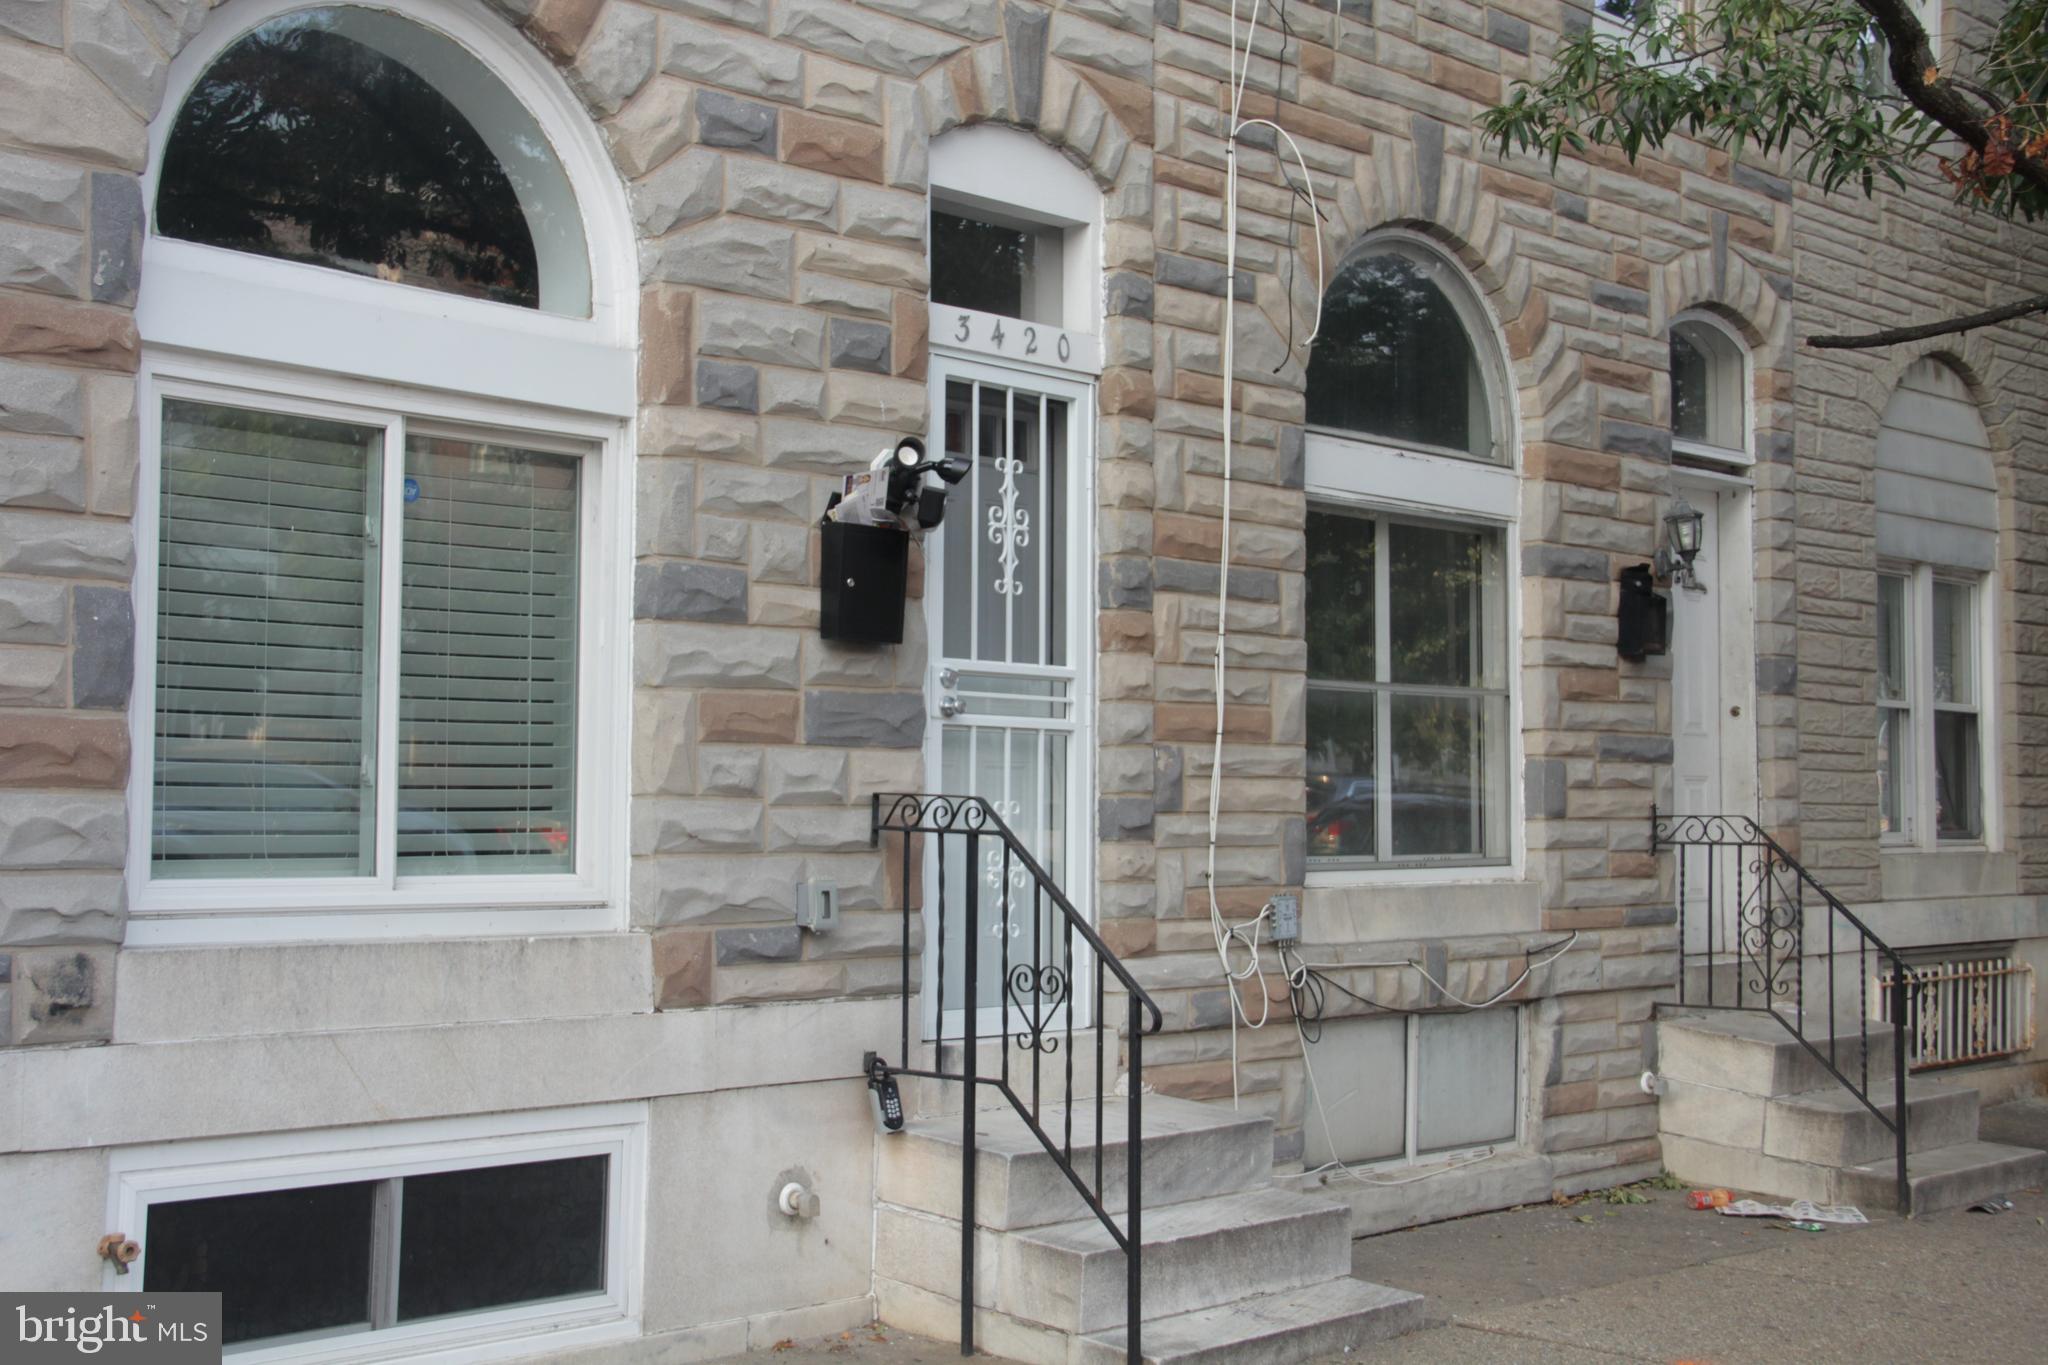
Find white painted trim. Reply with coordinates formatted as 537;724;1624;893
929;124;1104;339
1304;433;1520;523
126;354;632;942
139;0;635;417
106;1103;648;1365
1672;471;1760;822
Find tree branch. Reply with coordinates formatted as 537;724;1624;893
1807;291;2048;348
1854;0;2048;198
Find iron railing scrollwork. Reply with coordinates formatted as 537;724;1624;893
1652;808;1912;1213
871;793;1164;1362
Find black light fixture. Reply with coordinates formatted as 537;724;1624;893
1655;491;1706;590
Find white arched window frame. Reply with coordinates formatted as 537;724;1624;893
1302;230;1524;888
1669;310;1752;466
127;0;635;944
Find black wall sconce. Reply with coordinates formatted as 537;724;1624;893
1617;563;1669;661
1654;491;1706;590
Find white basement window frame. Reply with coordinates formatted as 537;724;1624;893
124;357;630;944
1301;1006;1527;1173
106;1103;647;1365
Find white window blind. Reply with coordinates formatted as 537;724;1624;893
400;436;578;873
150;399;581;883
153;399;383;877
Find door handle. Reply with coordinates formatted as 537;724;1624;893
939;694;965;718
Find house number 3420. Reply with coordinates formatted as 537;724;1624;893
951;311;1071;364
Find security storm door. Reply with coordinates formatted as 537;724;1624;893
924;357;1093;1041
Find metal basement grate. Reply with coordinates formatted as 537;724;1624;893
1878;947;2038;1071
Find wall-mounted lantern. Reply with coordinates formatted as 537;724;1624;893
1654;492;1706;590
1617;563;1669;662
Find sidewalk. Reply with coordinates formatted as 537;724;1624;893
719;1100;2048;1365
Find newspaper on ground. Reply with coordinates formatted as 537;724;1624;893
1716;1198;1868;1224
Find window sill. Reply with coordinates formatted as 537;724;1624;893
1303;875;1541;941
123;896;620;948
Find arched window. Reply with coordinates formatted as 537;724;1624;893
1305;240;1503;464
156;5;589;314
130;1;632;944
1669;313;1748;461
1301;234;1515;877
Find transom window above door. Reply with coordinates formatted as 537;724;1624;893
1668;313;1749;463
157;5;590;315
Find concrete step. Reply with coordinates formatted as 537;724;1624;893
1002;1186;1354;1335
1073;1276;1428;1365
879;1094;1274;1230
1657;1008;1898;1099
1764;1079;1980;1167
1839;1140;2048;1215
909;1040;1108;1116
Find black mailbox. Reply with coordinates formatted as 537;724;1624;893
819;520;909;645
1616;563;1668;661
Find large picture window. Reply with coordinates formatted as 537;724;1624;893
1306;510;1509;867
1878;566;1986;843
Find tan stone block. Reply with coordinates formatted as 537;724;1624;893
893;289;927;381
1582;356;1652;394
525;0;606;62
640;287;692;405
1480;165;1552;210
1154;702;1267;743
1154;512;1221;562
0;296;137;372
699;690;799;744
782;109;883;182
1097;916;1156;959
1100;365;1154;419
0;715;126;787
1098;609;1152;654
1557;667;1619;701
652;927;714;1009
1077;69;1153;144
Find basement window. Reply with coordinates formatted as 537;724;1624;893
109;1105;645;1364
1302;1008;1522;1171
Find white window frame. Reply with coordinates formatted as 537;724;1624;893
105;1103;647;1365
1669;310;1752;467
1302;1006;1527;1174
1302;232;1522;887
1878;561;1996;851
137;0;636;421
124;354;631;945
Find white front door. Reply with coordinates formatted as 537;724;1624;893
923;355;1093;1040
1670;485;1724;819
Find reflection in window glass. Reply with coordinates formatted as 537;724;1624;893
1932;579;1973;705
1670;328;1710;443
398;1157;606;1321
146;1182;378;1345
158;7;590;313
1305;510;1506;867
1669;319;1744;452
930;209;1062;323
1306;251;1493;460
1934;711;1981;839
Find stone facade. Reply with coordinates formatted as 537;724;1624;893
2;0;2046;1345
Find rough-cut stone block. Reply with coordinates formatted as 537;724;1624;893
840;184;923;246
636;622;802;688
728;159;840;228
0;0;64;47
662;15;803;100
695;359;761;414
0;151;85;229
0;359;84;436
607;77;693;178
0;871;123;944
10;945;114;1045
567;1;655;116
74;0;167;117
653;926;714;1008
698;297;825;368
634;147;723;238
0;509;130;577
66;584;130;711
0;220;83;296
0;792;124;868
0;576;65;645
644;217;794;300
0;294;137;371
636;561;748;624
804;690;923;748
782;109;884;182
697;88;779;155
717;925;802;965
0;715;126;787
699;690;800;744
0;436;84;511
0;43;146;169
828;317;892;374
0;646;65;706
763;749;849;805
770;0;968;78
632;798;764;855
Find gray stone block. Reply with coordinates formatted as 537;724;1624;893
0;360;83;437
74;0;167;116
1099;795;1154;841
661;15;804;101
87;172;143;305
697;89;779;156
1277;425;1304;490
698;297;825;368
568;1;656;116
0;0;62;46
696;360;760;413
0;509;130;577
1599;419;1670;459
1596;734;1673;763
1282;816;1306;884
1731;161;1793;203
717;925;803;965
636;561;749;623
1756;655;1797;695
0;436;84;511
728;158;839;227
1485;11;1531;53
0;871;124;945
633;147;723;238
1153;745;1183;814
1156;253;1252;300
11;945;114;1045
1591;282;1651;316
0;151;84;229
1556;190;1589;223
1105;271;1153;319
0;793;125;869
841;184;924;247
1099;557;1152;609
0;220;83;297
127;0;208;51
804;689;924;748
770;0;968;78
71;584;131;709
636;622;801;688
1154;558;1279;603
644;217;794;300
1003;1;1048;125
828;317;892;374
1411;115;1444;216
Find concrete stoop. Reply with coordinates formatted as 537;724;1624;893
874;1093;1425;1363
1656;1008;2048;1215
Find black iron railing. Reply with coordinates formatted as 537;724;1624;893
1652;809;1911;1212
871;793;1164;1362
